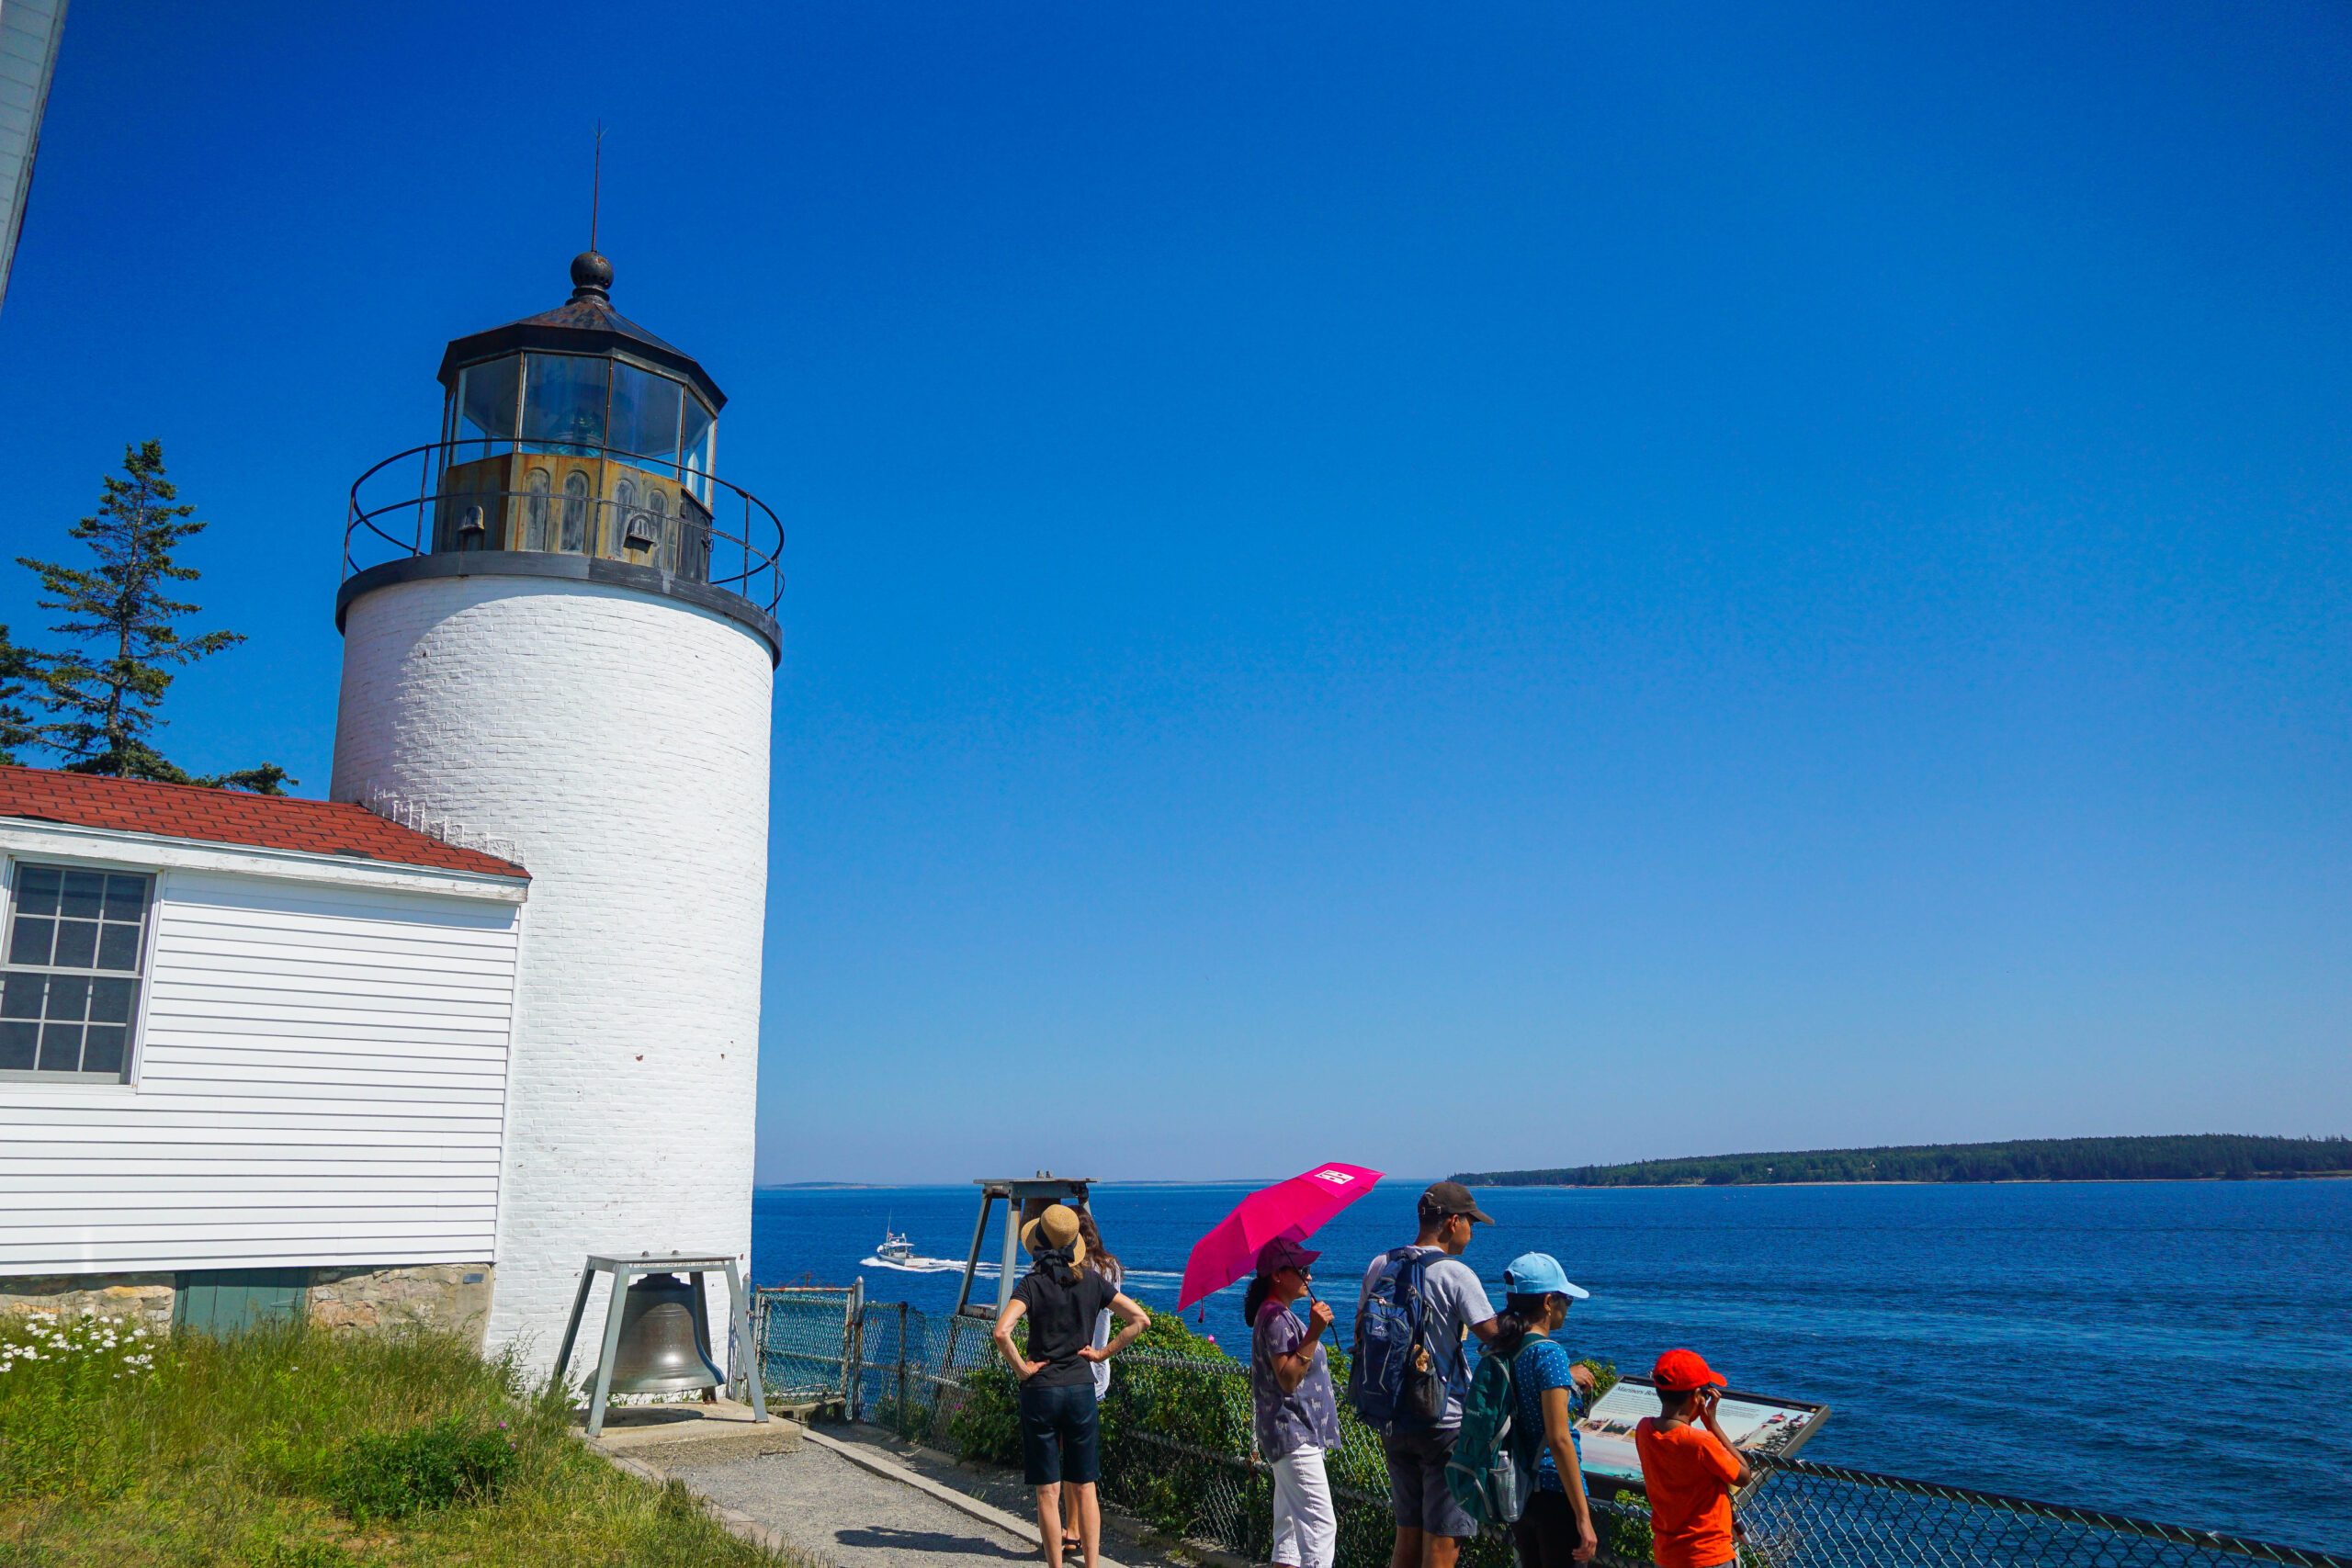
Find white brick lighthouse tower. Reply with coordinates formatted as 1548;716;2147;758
330;251;781;1371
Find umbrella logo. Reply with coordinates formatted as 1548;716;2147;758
1314;1170;1355;1184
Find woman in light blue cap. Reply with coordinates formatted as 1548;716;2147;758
1489;1252;1598;1567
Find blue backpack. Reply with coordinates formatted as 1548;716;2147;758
1348;1247;1449;1435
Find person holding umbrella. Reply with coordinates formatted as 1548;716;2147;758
992;1203;1150;1568
1247;1235;1341;1568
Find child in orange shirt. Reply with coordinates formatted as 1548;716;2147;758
1632;1349;1754;1568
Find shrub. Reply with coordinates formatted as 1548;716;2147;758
944;1315;1024;1465
327;1415;519;1522
1595;1484;1656;1563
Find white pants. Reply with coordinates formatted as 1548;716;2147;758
1271;1446;1336;1568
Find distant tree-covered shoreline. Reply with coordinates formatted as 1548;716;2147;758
1453;1134;2352;1188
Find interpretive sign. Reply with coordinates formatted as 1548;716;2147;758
1573;1376;1830;1493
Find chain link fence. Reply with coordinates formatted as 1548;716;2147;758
748;1294;2349;1568
1734;1457;2352;1568
746;1284;861;1406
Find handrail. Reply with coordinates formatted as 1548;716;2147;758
343;440;784;613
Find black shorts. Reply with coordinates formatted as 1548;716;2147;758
1510;1487;1590;1568
1018;1381;1101;1486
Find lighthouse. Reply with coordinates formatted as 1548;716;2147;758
330;252;780;1371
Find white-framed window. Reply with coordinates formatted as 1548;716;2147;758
0;863;155;1080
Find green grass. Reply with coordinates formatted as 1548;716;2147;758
0;1313;787;1567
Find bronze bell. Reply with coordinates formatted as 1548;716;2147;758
601;1273;724;1394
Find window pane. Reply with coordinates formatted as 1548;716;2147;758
521;354;609;454
458;355;522;443
79;1025;125;1075
610;365;683;465
97;922;141;971
680;397;715;497
46;975;90;1021
1;973;43;1019
102;876;148;921
0;1021;33;1070
89;977;136;1024
9;916;53;966
15;865;60;915
37;1021;82;1072
52;919;97;969
60;872;104;920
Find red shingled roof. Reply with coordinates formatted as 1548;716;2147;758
0;766;527;879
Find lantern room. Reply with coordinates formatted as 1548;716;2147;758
429;251;726;579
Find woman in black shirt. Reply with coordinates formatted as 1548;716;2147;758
992;1203;1149;1568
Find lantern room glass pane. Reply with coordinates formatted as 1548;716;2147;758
453;356;521;458
521;354;609;455
610;364;684;467
679;395;716;502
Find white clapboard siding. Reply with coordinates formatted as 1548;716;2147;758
0;860;521;1276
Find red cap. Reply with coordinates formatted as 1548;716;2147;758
1651;1348;1726;1393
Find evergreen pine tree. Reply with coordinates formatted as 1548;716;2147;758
17;441;291;793
0;626;41;766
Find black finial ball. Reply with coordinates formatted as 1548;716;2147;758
571;250;614;294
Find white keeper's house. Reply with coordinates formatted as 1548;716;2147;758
0;251;782;1373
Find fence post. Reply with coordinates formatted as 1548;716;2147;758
742;1289;765;1406
844;1278;865;1421
897;1301;910;1433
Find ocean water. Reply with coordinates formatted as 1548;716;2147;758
751;1178;2352;1553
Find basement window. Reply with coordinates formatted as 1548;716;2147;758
0;864;153;1080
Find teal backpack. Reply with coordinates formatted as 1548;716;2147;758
1442;1340;1542;1528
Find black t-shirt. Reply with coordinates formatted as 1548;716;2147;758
1012;1267;1115;1387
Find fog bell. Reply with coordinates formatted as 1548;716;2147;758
603;1272;724;1394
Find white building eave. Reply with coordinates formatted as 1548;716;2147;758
0;819;530;904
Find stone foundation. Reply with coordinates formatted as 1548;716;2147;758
0;1273;176;1332
0;1264;494;1342
308;1265;494;1341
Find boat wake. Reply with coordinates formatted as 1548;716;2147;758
861;1254;994;1274
854;1258;1190;1288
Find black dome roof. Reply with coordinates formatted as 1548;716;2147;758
435;252;726;412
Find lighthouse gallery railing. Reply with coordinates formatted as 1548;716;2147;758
343;440;785;615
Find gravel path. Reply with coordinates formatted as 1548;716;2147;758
670;1442;1043;1568
664;1426;1216;1568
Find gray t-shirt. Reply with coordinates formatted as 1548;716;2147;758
1356;1247;1497;1427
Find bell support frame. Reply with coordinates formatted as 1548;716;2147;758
554;1251;768;1437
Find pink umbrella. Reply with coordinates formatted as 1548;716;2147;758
1178;1163;1384;1310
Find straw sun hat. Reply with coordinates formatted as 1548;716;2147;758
1021;1203;1087;1265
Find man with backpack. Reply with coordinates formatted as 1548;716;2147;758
1351;1181;1502;1568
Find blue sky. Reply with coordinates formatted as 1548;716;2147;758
0;1;2345;1182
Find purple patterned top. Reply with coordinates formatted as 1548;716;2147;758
1252;1299;1343;1458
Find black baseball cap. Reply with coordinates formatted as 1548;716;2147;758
1419;1181;1495;1224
